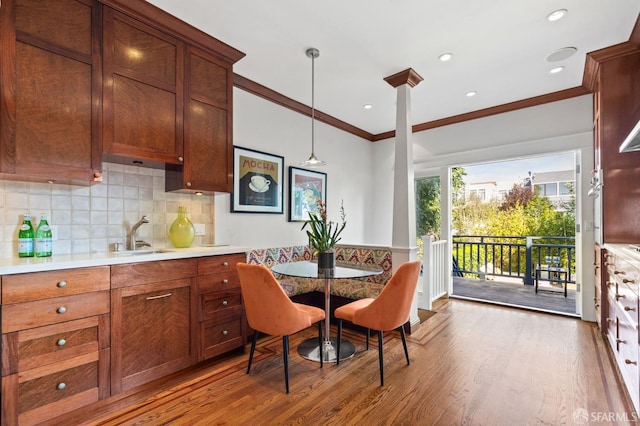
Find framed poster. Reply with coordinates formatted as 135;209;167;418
288;166;327;222
231;146;284;213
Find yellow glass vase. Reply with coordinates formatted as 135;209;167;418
169;206;195;248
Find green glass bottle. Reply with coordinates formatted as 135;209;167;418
35;213;52;257
169;206;195;248
18;212;34;258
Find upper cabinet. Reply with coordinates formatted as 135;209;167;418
102;0;244;193
0;0;103;184
102;8;184;166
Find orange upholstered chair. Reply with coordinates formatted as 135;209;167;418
236;263;325;393
335;260;421;386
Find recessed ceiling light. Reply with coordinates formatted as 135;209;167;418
363;104;373;110
547;9;567;22
466;91;477;97
439;53;453;62
550;66;565;74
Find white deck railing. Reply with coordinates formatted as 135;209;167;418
419;235;448;310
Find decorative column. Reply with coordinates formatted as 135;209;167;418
384;68;423;332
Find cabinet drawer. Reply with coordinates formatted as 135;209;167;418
17;354;99;417
197;253;245;276
2;267;110;304
2;291;110;333
198;271;240;294
111;258;197;289
613;282;639;327
201;291;242;322
201;317;243;359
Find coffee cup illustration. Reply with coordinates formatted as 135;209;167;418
250;175;270;192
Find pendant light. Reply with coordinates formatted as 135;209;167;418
300;48;326;167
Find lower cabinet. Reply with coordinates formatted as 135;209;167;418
603;245;640;413
197;254;246;360
110;259;198;394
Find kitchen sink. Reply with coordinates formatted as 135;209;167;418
115;249;174;256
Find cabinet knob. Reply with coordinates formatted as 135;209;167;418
178;156;184;162
57;281;67;288
186;182;192;187
222;300;228;306
625;359;637;365
595;304;600;308
624;306;636;312
222;279;229;284
606;318;614;323
606;281;613;287
222;330;228;336
93;171;102;180
222;261;229;267
57;306;67;314
57;339;67;346
57;383;66;390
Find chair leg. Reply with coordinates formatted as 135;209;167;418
399;326;410;365
366;328;370;350
377;330;384;386
336;319;342;365
247;330;259;374
318;320;324;368
282;335;290;394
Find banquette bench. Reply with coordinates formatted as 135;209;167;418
246;244;393;323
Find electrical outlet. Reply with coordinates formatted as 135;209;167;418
50;225;58;241
194;223;205;236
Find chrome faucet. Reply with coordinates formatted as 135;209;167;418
129;215;151;250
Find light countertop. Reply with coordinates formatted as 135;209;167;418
0;245;249;275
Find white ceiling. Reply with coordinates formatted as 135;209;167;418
147;0;640;136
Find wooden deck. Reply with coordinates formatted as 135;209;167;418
452;276;578;316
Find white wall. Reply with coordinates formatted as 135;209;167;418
214;88;376;249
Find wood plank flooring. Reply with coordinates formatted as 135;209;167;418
51;299;635;425
453;276;578;316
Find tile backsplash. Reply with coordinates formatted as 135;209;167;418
0;162;214;258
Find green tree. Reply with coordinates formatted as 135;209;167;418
416;176;440;237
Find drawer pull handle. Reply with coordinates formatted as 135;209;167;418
222;279;229;284
616;294;625;301
222;300;228;306
595;304;600;308
623;278;635;284
606;318;614;323
57;307;67;314
57;281;67;288
146;293;172;300
606;281;613;287
222;330;228;336
57;339;67;346
57;383;66;390
222;261;229;267
624;306;636;312
616;338;626;344
614;270;625;275
625;359;637;365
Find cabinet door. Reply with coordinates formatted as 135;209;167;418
111;278;195;393
0;0;102;183
103;8;183;165
166;47;232;192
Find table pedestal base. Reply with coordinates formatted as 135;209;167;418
298;337;355;363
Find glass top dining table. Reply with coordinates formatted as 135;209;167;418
271;260;383;363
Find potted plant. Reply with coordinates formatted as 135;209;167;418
302;199;346;269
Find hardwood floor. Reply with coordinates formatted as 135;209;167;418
51;299;635;425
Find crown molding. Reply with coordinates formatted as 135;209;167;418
383;68;424;88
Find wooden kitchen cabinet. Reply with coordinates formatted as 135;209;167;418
196;253;246;360
166;47;234;193
102;7;184;166
0;0;103;184
1;266;110;426
110;258;198;393
594;244;608;333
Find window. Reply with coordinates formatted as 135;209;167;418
559;181;572;195
534;183;558;196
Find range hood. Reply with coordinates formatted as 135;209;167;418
619;119;640;153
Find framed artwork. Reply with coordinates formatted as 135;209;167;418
288;166;327;222
231;146;284;213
